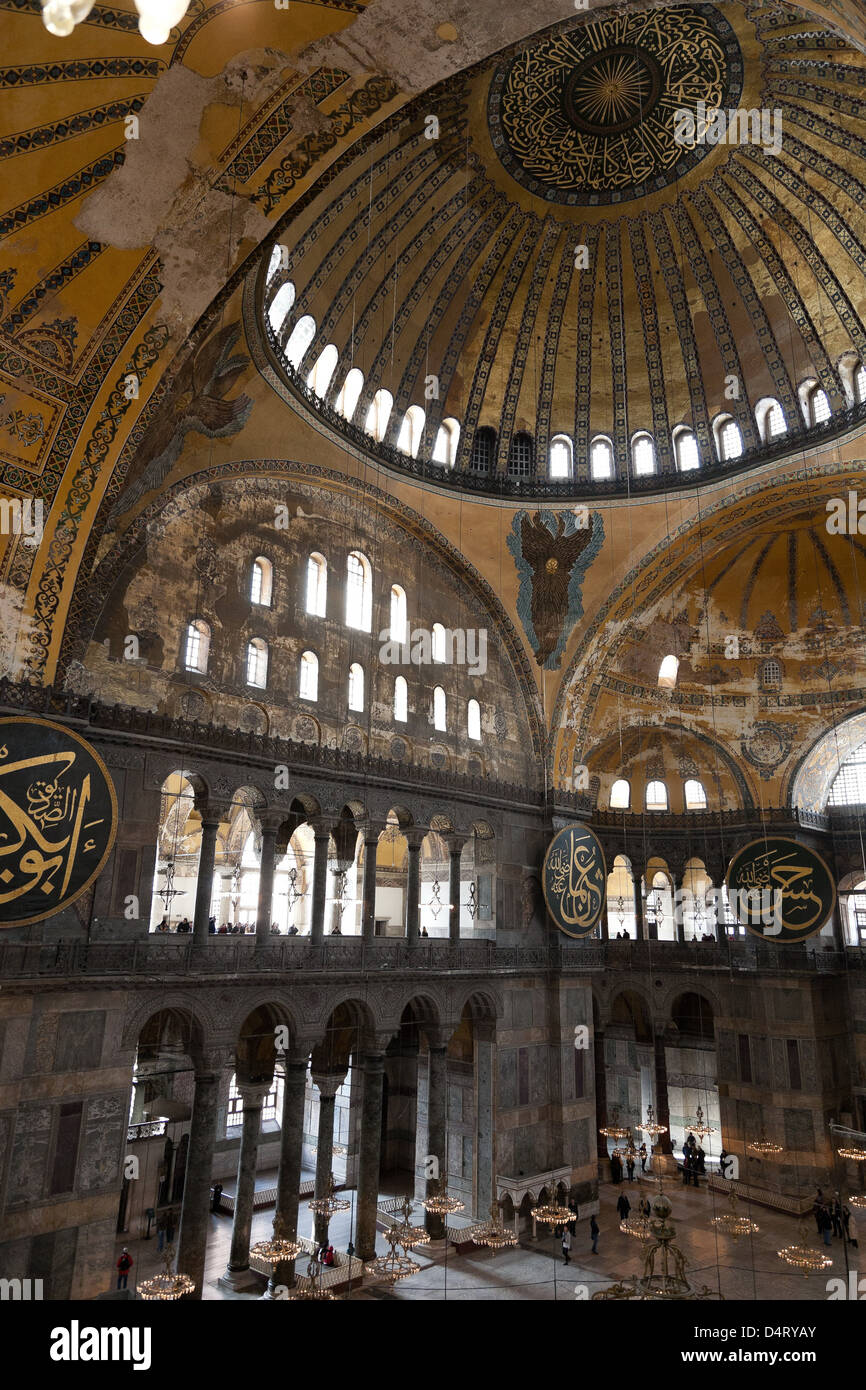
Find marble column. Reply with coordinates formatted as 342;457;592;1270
475;1030;494;1219
634;871;646;941
311;1071;345;1245
255;824;278;950
675;879;687;944
594;1029;609;1164
653;1030;674;1155
310;823;331;945
360;829;380;942
405;833;423;943
425;1045;448;1237
177;1069;221;1299
192;817;221;946
356;1052;386;1260
265;1051;310;1298
447;837;464;944
220;1081;270;1289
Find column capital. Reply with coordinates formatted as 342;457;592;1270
255;811;284;837
236;1080;271;1106
425;1031;450;1053
311;1069;346;1098
195;800;231;826
445;832;467;854
404;828;426;851
309;815;334;840
360;818;387;844
361;1045;389;1069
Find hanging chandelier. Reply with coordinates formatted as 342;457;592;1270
531;1199;574;1226
309;1172;351;1219
392;1197;431;1250
250;1216;302;1267
365;1227;421;1284
612;1131;637;1160
41;0;191;44
429;873;443;922
288;1259;337;1300
136;1245;195;1301
686;1105;716;1140
467;881;478;920
420;1178;465;1216
847;1194;866;1209
777;1222;832;1275
157;858;182;912
469;1199;519;1252
594;1190;721;1300
837;1145;866;1161
711;1189;760;1241
748;1133;783;1157
619;1215;653;1241
281;866;300;927
599;1105;630;1141
638;1104;667;1139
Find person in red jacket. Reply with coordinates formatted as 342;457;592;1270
116;1248;133;1290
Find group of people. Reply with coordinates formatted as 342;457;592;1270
615;1192;651;1227
314;1242;336;1266
609;1142;649;1183
681;1133;706;1186
813;1190;859;1248
156;916;192;933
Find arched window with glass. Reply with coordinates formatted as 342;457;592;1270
299;650;318;702
684;779;707;811
246;638;268;689
856;363;866;404
390;584;407;643
348;662;364;713
433;418;461;467
549;434;573;479
674;427;699;471
467;698;481;741
336;367;364;421
610;778;630;809
658;654;679;689
393;675;408;723
431;622;446;663
250;556;273;607
267;280;295;336
305;553;327;618
433;685;446;731
307;343;339;398
759;657;782;691
184;618;210;673
397;405;426;457
756;397;786;442
631;433;655;476
590;436;614;480
364;389;393;442
508;432;534;479
646;780;669;811
284;314;316;369
470;427;496;475
714;414;743;461
345;551;372;631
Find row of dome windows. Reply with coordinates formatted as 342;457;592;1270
267;268;866;478
182;620;482;737
657;655;783;691
610;778;708;812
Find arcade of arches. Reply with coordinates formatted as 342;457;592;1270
4;0;866;1307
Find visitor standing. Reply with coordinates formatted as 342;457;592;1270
116;1248;133;1290
590;1214;599;1254
561;1227;572;1265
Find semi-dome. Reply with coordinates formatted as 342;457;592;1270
260;1;866;493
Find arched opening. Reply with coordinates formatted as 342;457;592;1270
345;550;372;631
470;426;496;475
249;556;272;607
673;426;699;471
307;342;339;398
284;314;316;369
336;367;364;421
397;404;426;457
549;434;572;479
245;637;268;689
364;388;393;441
305;552;327;617
590;435;614;480
631;432;656;476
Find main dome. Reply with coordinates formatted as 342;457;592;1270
257;1;866;494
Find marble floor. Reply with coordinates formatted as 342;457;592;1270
116;1172;859;1302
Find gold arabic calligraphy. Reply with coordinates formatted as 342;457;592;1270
733;849;828;932
0;748;105;909
547;828;605;931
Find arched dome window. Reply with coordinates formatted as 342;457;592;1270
799;378;831;426
307;343;339;397
267;281;295;335
365;389;393;442
336;367;364;421
348;662;364;712
299;650;318;702
345;551;372;631
250;556;273;607
590;436;614;480
658;654;679;689
397;405;426;457
674;427;699;471
467;698;481;741
284;314;316;369
756;397;786;442
549;434;573;479
714;414;743;461
856;364;866;404
632;433;656;476
246;637;268;689
431;622;446;663
393;675;408;723
433;418;460;466
266;245;284;282
828;740;866;806
610;778;630;809
390;584;407;643
433;685;446;731
184;618;210;673
684;778;707;811
305;553;327;617
646;780;668;811
470;427;496;475
759;657;782;691
508;431;534;479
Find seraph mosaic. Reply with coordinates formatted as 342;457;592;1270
508;508;604;669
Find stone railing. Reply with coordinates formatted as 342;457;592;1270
0;935;858;982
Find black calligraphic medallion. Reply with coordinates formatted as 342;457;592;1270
725;836;836;943
0;717;118;928
542;823;607;938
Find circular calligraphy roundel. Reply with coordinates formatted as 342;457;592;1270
725;836;836;944
542;822;607;938
0;717;118;928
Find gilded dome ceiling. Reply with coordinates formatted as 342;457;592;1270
260;0;866;489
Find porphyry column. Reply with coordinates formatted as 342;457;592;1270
355;1052;386;1260
177;1068;221;1299
220;1081;270;1290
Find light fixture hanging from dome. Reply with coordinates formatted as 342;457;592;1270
41;0;190;44
747;1132;783;1158
136;1245;195;1301
530;1199;574;1227
250;1215;302;1267
392;1197;431;1250
308;1172;351;1220
288;1258;338;1300
711;1188;760;1241
599;1105;630;1141
638;1104;667;1140
469;1198;519;1252
686;1105;716;1140
365;1227;421;1284
777;1222;832;1276
837;1145;866;1162
420;1177;465;1217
